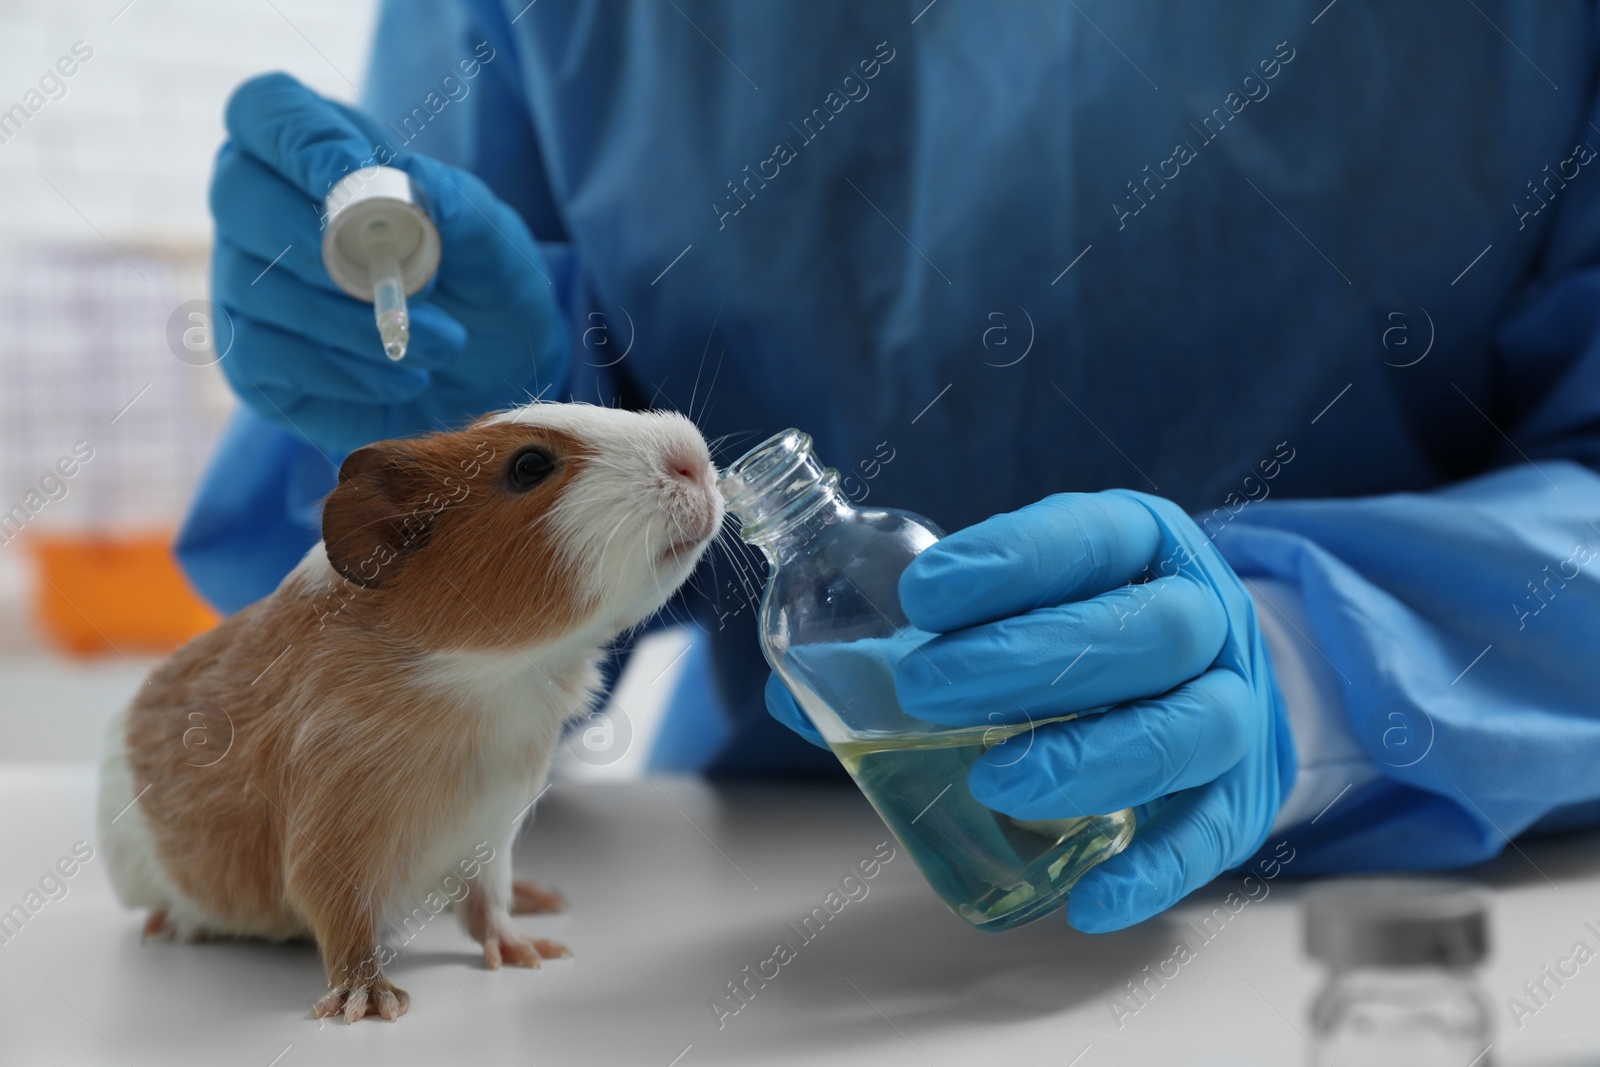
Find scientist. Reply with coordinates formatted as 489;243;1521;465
180;0;1600;933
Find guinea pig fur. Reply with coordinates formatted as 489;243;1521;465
96;402;723;1022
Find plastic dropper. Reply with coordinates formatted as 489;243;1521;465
363;217;409;360
321;167;441;362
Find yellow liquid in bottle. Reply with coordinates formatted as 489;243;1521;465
787;638;1135;930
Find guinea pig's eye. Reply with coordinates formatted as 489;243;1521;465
507;446;557;491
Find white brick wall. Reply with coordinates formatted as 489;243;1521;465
0;0;380;503
0;0;378;246
0;0;379;640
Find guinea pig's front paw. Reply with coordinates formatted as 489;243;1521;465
482;929;572;970
141;909;176;942
314;976;410;1023
465;890;571;969
511;878;566;915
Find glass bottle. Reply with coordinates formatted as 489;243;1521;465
1304;879;1494;1067
719;429;1135;931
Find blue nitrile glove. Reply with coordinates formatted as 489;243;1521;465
765;490;1296;933
209;73;566;456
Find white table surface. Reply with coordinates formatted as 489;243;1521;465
1;764;1597;1067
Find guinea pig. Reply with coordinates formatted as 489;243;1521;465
96;402;723;1022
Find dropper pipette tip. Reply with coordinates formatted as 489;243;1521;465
366;219;410;362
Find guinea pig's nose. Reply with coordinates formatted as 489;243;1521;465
664;449;710;485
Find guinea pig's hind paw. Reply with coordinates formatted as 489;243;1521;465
314;980;409;1023
511;878;566;914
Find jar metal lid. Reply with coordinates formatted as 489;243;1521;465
1304;878;1489;969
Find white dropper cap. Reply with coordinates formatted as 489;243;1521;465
321;166;441;361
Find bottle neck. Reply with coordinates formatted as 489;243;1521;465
719;429;851;562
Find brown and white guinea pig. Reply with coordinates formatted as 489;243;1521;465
96;402;722;1022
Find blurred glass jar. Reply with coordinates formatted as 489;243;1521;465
1304;878;1493;1067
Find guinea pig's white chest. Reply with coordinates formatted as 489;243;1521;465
396;649;598;911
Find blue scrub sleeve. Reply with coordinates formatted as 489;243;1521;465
174;406;335;614
1213;152;1600;871
1217;463;1600;875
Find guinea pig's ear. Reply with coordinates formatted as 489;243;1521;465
321;442;434;589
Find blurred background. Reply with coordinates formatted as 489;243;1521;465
0;0;683;776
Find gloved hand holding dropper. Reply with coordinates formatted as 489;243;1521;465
209;73;567;455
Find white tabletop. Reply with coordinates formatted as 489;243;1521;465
1;765;1597;1067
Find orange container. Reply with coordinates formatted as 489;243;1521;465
25;531;219;656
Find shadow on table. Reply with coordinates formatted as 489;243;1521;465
638;881;1190;1060
110;931;327;1020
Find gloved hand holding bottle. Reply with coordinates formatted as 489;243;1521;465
209;73;567;456
767;490;1297;933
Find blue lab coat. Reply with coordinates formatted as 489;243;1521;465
180;0;1600;875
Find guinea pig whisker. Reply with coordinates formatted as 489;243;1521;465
696;540;755;627
580;456;635;478
678;566;709;597
645;516;678;610
665;511;692;543
677;528;722;608
708;533;756;601
704;429;760;464
592;512;632;576
690;346;727;427
641;525;705;636
664;515;721;605
717;519;765;577
517;506;558;537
